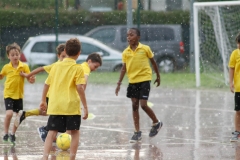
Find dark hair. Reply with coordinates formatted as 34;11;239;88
6;43;21;55
236;33;240;43
86;52;102;66
129;28;140;36
56;43;65;55
65;38;81;56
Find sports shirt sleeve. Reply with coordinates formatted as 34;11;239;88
24;64;31;74
146;46;154;58
229;50;236;68
0;65;7;76
75;66;86;85
43;63;54;73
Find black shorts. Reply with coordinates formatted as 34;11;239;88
127;81;151;100
4;98;23;113
235;92;240;111
46;115;81;133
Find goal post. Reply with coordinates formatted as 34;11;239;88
193;1;240;87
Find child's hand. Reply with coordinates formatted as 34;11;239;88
20;71;29;78
82;108;88;120
40;101;47;111
115;84;121;96
230;82;234;93
28;76;35;83
154;77;160;87
0;74;3;80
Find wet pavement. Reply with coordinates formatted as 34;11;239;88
0;83;239;160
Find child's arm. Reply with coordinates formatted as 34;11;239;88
82;75;89;91
0;74;4;80
76;84;88;120
27;76;36;84
39;84;49;111
115;63;126;96
229;67;234;93
20;67;45;78
150;58;160;87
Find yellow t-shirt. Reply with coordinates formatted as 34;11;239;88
229;49;240;92
122;43;154;83
0;61;30;99
45;58;85;115
81;62;90;76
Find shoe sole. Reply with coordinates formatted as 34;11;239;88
14;110;23;127
149;122;163;138
129;138;142;143
37;127;45;142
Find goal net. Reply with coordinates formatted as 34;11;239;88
193;1;240;87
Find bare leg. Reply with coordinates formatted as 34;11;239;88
42;130;58;160
140;100;158;123
235;111;240;131
69;130;80;160
131;98;140;131
4;110;13;134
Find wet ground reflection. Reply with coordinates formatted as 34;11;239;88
0;84;238;159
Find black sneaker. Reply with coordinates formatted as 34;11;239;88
14;110;26;127
9;134;15;143
129;131;142;143
149;121;163;137
3;134;9;142
37;126;48;142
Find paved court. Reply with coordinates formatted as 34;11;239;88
0;83;239;160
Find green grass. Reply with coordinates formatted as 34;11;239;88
23;71;227;90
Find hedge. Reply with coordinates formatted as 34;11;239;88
0;9;190;28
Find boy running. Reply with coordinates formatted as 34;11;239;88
229;33;240;142
40;38;88;160
0;43;35;144
115;28;162;143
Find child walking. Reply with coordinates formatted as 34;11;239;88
0;43;35;143
40;38;88;160
229;33;240;142
115;28;162;143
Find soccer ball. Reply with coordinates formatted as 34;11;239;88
56;133;71;151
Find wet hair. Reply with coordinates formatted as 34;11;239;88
129;28;140;36
236;33;240;43
6;43;21;55
56;43;65;55
86;52;102;66
65;38;81;56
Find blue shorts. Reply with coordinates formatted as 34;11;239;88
126;81;151;100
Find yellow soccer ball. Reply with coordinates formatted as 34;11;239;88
56;133;71;151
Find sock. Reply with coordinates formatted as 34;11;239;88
153;121;160;126
25;109;40;117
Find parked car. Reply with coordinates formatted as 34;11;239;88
20;34;123;71
84;25;186;73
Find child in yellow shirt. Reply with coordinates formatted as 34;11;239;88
0;43;35;144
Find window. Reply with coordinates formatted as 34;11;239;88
147;27;174;41
81;43;109;56
89;28;115;43
31;41;65;53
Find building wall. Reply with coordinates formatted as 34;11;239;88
142;0;190;11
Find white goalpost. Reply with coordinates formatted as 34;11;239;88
193;1;240;87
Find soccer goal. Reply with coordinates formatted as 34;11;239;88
193;1;240;87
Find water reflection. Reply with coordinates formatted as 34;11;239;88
131;142;163;160
235;143;240;160
3;146;18;160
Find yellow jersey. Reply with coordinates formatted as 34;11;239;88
0;61;30;99
229;49;240;92
81;62;90;76
45;58;85;115
122;43;154;83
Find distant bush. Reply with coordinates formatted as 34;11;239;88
0;9;189;28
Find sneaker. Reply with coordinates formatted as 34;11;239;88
149;121;163;137
37;126;48;142
3;134;9;142
14;110;26;127
9;134;15;144
129;131;142;143
230;131;240;142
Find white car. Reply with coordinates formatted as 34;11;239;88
20;34;123;71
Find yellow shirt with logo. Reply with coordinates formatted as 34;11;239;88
0;61;30;99
122;43;154;83
81;62;90;76
45;58;85;115
229;49;240;92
